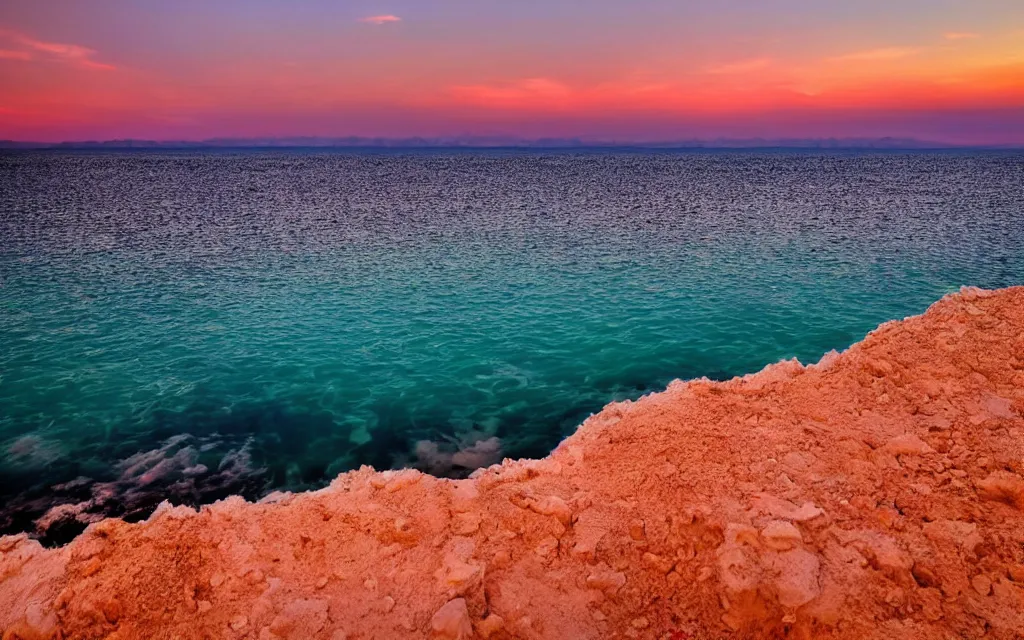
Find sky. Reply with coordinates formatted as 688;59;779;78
0;0;1022;143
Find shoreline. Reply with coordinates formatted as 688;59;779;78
2;286;1023;639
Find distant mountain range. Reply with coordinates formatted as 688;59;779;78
1;136;1021;150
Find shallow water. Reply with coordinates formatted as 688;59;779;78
2;150;1023;542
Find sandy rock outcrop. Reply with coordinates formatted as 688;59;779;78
2;286;1024;639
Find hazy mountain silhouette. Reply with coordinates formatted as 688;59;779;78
0;136;1019;150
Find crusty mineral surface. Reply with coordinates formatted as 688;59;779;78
2;286;1023;640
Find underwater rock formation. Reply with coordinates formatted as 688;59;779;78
2;286;1023;639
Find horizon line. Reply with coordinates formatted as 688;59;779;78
2;135;1023;150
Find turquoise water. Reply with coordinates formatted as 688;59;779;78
1;150;1022;542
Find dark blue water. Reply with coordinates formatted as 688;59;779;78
1;149;1022;544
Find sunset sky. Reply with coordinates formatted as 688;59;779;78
1;0;1022;143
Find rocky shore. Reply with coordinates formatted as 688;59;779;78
2;286;1023;640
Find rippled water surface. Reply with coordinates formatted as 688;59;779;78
2;150;1022;542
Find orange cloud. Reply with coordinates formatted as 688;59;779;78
443;45;1024;116
448;74;808;114
359;15;401;25
0;29;115;70
944;32;980;40
828;47;921;62
450;78;575;108
706;58;773;74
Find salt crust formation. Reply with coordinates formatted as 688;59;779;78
2;286;1023;639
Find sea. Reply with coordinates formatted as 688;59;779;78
1;149;1022;544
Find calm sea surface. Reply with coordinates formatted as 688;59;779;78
2;150;1022;542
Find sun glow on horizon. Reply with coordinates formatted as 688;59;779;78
0;0;1021;143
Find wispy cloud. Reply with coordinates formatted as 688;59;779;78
450;78;573;107
0;29;115;70
828;47;921;62
359;15;401;25
706;58;772;74
944;32;979;40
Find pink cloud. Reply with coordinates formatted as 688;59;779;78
359;15;401;25
0;29;115;70
944;32;980;40
706;58;773;74
827;47;921;63
450;78;574;108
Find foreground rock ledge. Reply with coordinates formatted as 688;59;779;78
3;287;1024;640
